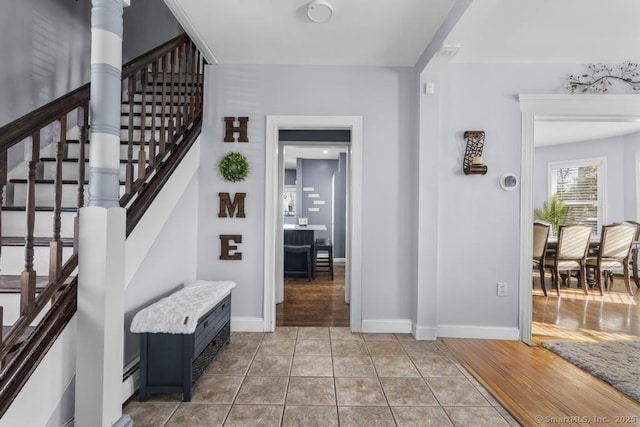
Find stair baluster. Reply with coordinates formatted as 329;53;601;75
49;116;65;284
137;71;148;183
0;150;7;262
196;51;203;115
189;42;196;121
149;61;158;169
178;43;186;132
168;49;176;144
74;104;88;254
159;53;168;157
21;133;40;316
125;75;136;195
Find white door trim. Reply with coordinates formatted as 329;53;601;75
264;115;363;332
518;94;640;343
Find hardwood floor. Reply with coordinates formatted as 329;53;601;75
443;275;640;425
276;262;349;327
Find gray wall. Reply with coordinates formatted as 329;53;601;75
284;169;296;186
534;136;626;226
198;64;416;321
124;174;199;365
334;153;347;259
624;132;640;220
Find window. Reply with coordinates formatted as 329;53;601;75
549;158;606;235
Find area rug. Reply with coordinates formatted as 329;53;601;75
541;340;640;402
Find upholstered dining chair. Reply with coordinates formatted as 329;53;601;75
533;222;551;296
545;224;592;296
586;222;637;296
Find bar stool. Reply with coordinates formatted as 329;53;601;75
284;245;313;281
314;238;334;280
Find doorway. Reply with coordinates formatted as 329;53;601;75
277;143;349;326
263;116;363;332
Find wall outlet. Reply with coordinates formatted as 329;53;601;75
497;282;508;297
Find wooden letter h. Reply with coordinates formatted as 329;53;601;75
224;116;249;142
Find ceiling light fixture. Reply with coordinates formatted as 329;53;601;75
307;0;334;23
436;42;461;58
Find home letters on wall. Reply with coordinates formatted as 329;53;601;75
219;116;249;261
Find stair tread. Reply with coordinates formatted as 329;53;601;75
66;139;162;146
2;206;78;212
1;236;74;247
9;179;125;185
0;275;50;292
39;157;142;164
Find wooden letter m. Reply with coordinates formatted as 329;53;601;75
218;192;246;218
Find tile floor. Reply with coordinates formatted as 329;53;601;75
124;327;519;426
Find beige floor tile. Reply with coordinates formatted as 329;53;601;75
164;403;230;427
282;405;338;427
332;356;376;377
444;406;511;426
362;333;398;341
372;356;420;377
337;406;395;427
286;377;336;405
291;355;334;376
235;376;288;405
400;340;445;357
230;332;264;341
295;339;332;355
191;375;243;404
123;401;179;427
224;405;283;427
379;377;438;406
411;355;465;377
257;339;296;356
395;333;416;341
366;341;406;356
426;378;491;406
331;340;368;356
296;327;330;340
334;377;387;406
495;406;522;427
263;326;298;340
464;374;502;406
391;406;453;427
223;339;261;355
329;327;363;341
247;355;292;376
205;353;253;376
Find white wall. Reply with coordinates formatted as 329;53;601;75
423;63;577;335
534;135;626;224
624;132;640;220
198;65;417;325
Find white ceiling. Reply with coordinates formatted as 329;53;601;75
283;146;346;169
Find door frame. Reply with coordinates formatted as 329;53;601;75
518;94;640;343
263;115;363;332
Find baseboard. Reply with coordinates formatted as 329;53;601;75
361;319;412;334
333;258;346;263
411;322;438;340
437;325;520;340
231;317;265;332
122;358;140;404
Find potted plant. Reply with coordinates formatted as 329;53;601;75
534;194;570;236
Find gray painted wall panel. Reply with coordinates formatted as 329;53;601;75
300;158;338;243
334;153;347;258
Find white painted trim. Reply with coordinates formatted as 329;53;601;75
121;369;139;404
264;115;363;333
518;94;640;344
163;0;218;64
636;151;640;221
334;258;346;263
361;319;412;334
437;325;520;340
231;317;265;332
411;323;438;341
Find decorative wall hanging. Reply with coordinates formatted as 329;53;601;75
566;62;640;94
463;131;487;175
219;152;249;182
224;116;249;142
218;192;246;218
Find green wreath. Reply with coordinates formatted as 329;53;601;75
219;152;249;182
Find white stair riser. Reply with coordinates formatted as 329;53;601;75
0;294;50;326
132;93;188;104
121;129;162;142
67;143;152;160
2;211;76;239
120;115;165;127
122;104;175;114
11;183;125;207
41;162;139;182
0;245;74;276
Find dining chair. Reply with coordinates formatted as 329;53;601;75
586;222;637;296
545;224;592;296
533;222;551;296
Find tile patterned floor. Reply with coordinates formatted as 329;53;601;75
124;327;519;426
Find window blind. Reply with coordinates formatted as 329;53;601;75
551;164;599;234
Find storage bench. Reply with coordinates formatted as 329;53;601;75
130;281;235;401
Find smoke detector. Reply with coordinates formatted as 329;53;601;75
307;0;334;23
436;42;461;57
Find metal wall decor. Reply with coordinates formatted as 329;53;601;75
566;62;640;94
463;131;487;175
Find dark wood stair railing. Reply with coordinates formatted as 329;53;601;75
0;32;205;416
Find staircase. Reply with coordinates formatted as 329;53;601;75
0;33;205;416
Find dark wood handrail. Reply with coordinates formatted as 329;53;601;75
122;33;190;79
